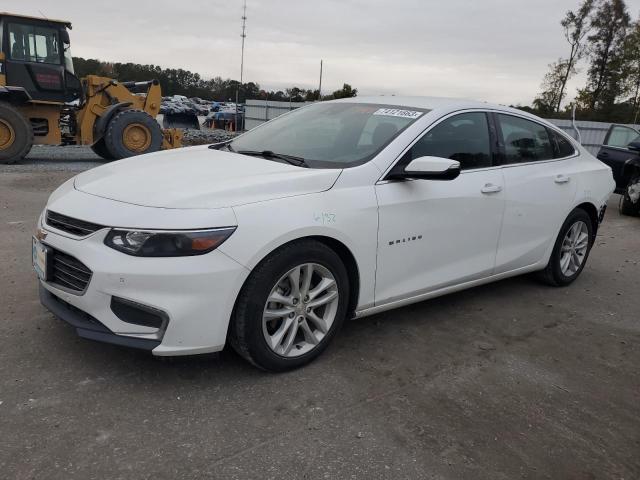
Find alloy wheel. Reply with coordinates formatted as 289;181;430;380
262;263;339;357
559;220;589;276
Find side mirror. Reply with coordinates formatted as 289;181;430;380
397;156;461;181
628;141;640;152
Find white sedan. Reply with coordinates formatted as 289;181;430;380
33;97;615;371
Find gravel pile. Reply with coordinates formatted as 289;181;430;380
181;128;236;146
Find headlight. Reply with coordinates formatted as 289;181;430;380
104;227;236;257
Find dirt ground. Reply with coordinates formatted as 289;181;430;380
1;155;639;479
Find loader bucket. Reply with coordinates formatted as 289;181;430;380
162;112;200;130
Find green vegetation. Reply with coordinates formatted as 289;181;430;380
72;57;356;102
524;0;640;123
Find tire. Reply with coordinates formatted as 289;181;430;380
103;109;163;160
90;138;116;161
538;208;594;287
229;240;350;372
619;174;640;217
0;101;34;164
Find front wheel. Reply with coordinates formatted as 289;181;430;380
229;240;350;371
538;208;593;287
103;109;163;159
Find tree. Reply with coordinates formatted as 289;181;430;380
555;0;596;111
331;83;358;99
534;59;575;115
581;0;630;111
620;20;640;122
71;56;357;105
285;86;305;102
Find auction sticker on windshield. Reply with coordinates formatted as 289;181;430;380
373;108;423;119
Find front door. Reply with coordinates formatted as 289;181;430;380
375;111;505;305
596;124;640;192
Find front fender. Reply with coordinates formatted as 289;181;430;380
219;187;379;310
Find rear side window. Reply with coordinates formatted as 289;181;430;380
404;112;492;170
550;130;576;158
498;114;553;164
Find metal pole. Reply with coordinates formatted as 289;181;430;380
236;0;247;132
571;104;582;145
318;59;323;101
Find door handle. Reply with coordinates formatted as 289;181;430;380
598;151;609;158
554;175;571;184
481;183;502;194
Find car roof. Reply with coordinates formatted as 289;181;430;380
332;95;541;120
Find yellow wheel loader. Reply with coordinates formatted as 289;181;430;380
0;12;182;164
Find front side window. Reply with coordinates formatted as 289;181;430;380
605;125;640;149
229;103;429;168
498;114;553;164
403;112;492;170
8;23;61;64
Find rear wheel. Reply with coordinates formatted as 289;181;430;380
619;174;640;217
538;208;593;287
0;102;34;164
229;240;350;372
103;109;163;159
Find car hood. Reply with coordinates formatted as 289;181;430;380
73;146;342;209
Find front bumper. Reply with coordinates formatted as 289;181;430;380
40;285;160;351
38;226;249;356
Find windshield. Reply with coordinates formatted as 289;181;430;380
229;103;429;168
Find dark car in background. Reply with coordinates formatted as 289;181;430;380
596;124;640;216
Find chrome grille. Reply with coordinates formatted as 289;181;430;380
50;249;92;293
46;211;104;237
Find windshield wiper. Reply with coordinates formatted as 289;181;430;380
235;150;310;168
208;139;234;150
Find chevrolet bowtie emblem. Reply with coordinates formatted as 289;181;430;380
36;229;48;241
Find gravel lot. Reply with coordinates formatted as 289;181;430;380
1;154;639;479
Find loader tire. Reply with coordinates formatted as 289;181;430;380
90;138;116;161
0;102;34;164
103;109;163;160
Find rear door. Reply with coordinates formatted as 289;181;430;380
493;113;578;273
596;124;640;192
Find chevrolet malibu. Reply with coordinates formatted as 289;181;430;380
34;97;615;371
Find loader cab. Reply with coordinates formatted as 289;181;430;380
0;13;82;103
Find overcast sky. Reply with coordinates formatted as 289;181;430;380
6;0;640;105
